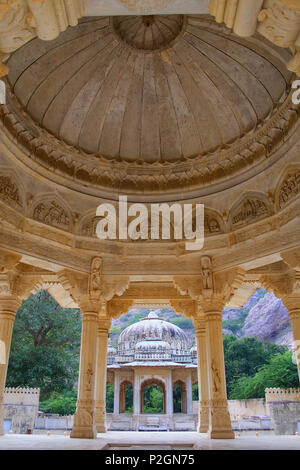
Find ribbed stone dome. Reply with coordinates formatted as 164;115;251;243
118;311;188;352
6;15;291;165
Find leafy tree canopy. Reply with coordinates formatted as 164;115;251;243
7;290;81;398
223;334;287;396
229;351;299;399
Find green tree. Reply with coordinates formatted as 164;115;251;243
106;384;114;413
223;334;286;396
125;384;133;412
6;290;81;398
192;383;198;401
173;384;182;413
230;351;299;399
39;390;77;415
143;385;164;413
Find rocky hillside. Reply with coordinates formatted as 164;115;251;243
110;289;293;348
222;289;293;347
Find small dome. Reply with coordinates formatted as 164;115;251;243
107;338;116;356
118;311;188;353
190;345;197;356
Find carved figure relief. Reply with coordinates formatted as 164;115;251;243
257;0;300;48
89;257;102;300
85;364;93;392
211;358;221;395
201;256;213;292
33;199;71;230
278;171;300;208
231;198;269;228
0;0;35;54
0;174;22;208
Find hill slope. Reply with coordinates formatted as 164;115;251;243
110;289;293;348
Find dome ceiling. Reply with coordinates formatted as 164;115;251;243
3;15;296;196
7;15;291;165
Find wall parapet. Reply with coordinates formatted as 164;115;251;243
4;387;40;406
265;388;300;403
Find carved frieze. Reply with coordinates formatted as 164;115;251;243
32;199;71;231
230;197;271;229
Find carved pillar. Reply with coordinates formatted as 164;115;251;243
133;371;140;415
283;295;300;382
290;309;300;382
113;370;120;414
70;306;99;439
0;297;20;436
193;316;210;433
94;317;110;433
205;306;234;439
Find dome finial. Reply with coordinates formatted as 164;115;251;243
148;311;159;319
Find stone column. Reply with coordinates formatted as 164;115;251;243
205;309;234;439
290;309;300;382
186;372;193;415
70;308;99;439
113;370;120;414
193;317;210;433
94;318;110;433
165;371;173;415
283;295;300;382
0;298;20;436
133;371;140;415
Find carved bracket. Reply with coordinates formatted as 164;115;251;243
0;0;84;76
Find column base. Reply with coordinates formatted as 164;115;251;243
197;406;209;433
70;407;97;439
208;405;234;440
96;424;106;433
70;426;97;439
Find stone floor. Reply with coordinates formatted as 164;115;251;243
0;432;300;450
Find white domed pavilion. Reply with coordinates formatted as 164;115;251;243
106;312;198;431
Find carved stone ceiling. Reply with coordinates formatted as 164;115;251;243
2;14;297;195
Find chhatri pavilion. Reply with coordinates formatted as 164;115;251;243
0;0;299;443
106;311;198;431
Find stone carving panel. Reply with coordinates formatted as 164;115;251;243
0;173;23;210
32;197;72;231
229;196;272;229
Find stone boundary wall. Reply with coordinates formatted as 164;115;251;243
265;388;300;403
3;387;40;434
269;402;300;435
193;399;270;418
35;415;74;430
